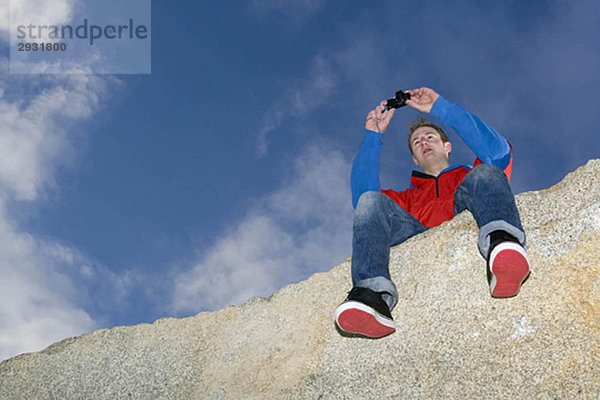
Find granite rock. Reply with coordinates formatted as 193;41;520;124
2;160;600;399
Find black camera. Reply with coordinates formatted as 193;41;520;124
386;90;411;110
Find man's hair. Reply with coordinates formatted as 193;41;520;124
407;118;449;155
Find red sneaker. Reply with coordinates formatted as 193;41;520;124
334;287;396;338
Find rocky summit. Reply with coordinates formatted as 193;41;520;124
1;160;600;399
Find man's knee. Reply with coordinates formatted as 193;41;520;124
464;163;507;185
355;191;388;217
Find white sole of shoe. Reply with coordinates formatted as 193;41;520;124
335;301;396;338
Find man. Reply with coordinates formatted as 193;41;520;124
334;87;531;339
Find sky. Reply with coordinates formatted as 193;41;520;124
0;0;599;361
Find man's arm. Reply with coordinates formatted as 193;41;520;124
351;101;396;209
406;87;511;170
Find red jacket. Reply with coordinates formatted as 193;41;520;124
381;152;513;228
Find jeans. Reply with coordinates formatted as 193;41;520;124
351;164;525;310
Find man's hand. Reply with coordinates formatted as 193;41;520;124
406;87;440;114
365;100;396;133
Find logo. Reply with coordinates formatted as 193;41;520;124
16;19;149;46
10;0;151;74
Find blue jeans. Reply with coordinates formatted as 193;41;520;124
351;164;526;310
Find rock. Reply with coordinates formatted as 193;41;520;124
1;160;600;399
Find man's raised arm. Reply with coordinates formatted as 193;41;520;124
406;87;511;170
351;101;396;208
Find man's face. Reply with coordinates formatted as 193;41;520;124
410;126;452;168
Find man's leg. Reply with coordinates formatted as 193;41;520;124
335;191;428;338
454;164;531;297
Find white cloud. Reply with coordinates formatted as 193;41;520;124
0;0;124;357
255;32;397;159
0;0;72;33
257;55;337;158
0;207;94;360
0;74;107;200
0;0;101;201
172;144;353;314
0;71;131;360
0;194;137;361
0;71;108;360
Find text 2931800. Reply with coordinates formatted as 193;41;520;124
17;42;67;52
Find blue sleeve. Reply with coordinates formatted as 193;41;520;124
430;96;511;169
351;129;383;209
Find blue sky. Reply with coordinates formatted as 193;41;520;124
1;0;599;360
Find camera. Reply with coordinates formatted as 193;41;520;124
386;90;411;110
